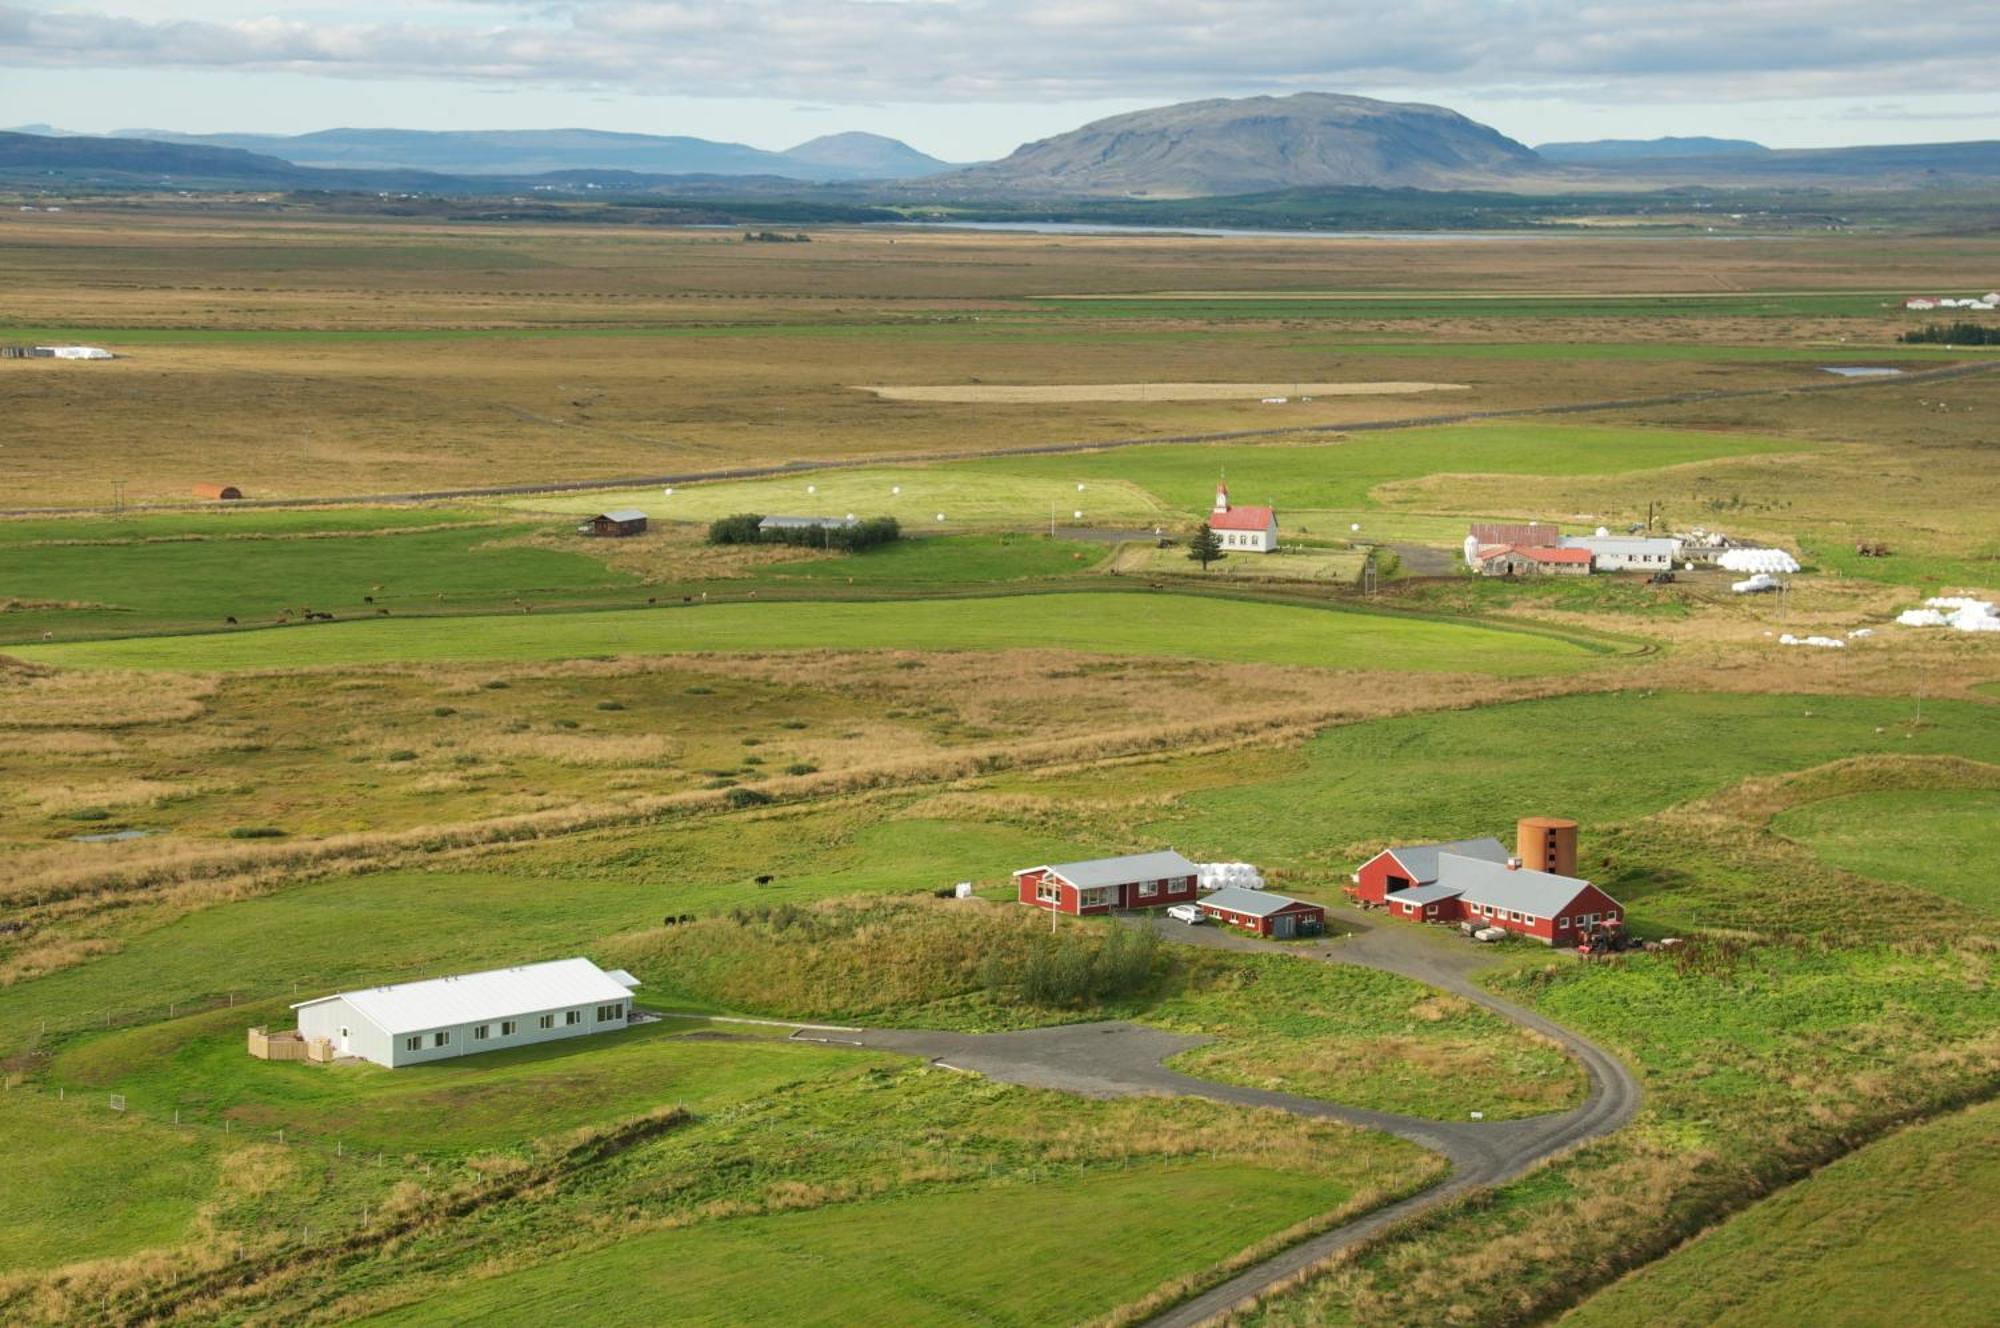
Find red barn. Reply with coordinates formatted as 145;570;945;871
1199;886;1326;938
1380;855;1623;946
1015;850;1199;916
1352;836;1510;904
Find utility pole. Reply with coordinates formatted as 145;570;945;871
111;479;126;512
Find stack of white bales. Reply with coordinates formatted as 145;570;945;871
1197;862;1264;892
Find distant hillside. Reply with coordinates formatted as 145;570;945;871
940;93;1542;197
781;132;953;178
1537;137;1770;164
112;126;947;182
1570;138;2000;184
0;130;316;184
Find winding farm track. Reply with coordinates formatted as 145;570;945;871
794;911;1642;1328
4;359;1993;517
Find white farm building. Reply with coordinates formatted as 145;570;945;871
291;958;641;1068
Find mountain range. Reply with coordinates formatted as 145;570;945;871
7;95;1999;201
97;127;954;181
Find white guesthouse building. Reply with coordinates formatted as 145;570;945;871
292;957;641;1068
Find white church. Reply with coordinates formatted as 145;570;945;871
1208;479;1278;552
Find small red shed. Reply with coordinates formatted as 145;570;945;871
1015;850;1199;916
1199;886;1326;938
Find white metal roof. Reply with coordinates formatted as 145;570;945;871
596;508;648;523
1020;850;1198;889
1201;885;1316;918
293;957;639;1036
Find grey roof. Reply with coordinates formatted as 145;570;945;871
1435;854;1598;916
1024;850;1198;889
1381;837;1510;885
596;508;648;523
1390;882;1464;906
1201;885;1316;917
758;515;857;530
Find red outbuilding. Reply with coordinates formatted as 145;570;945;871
1015;850;1199;916
1353;818;1624;946
1199;886;1326;938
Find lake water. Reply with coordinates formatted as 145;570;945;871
1820;366;1904;378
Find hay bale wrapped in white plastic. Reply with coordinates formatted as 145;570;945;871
1717;548;1800;575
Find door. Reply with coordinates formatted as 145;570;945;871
1271;914;1295;939
339;1026;351;1054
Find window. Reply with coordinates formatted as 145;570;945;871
501;1020;517;1036
474;1024;489;1041
1036;879;1061;904
1557;916;1569;930
1138;879;1159;898
1583;912;1598;926
596;1003;624;1022
565;1010;582;1026
538;1013;555;1030
405;1036;422;1052
1524;915;1537;926
1509;911;1522;923
433;1031;450;1048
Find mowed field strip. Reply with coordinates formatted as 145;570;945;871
852;381;1470;403
13;592;1611;674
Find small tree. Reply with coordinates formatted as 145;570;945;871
1188;523;1223;569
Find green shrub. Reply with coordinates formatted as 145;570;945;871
481;679;510;691
724;787;773;808
386;749;418;762
595;700;626;712
66;807;112;822
227;826;285;839
706;513;766;545
784;762;819;776
432;705;457;717
777;719;808;730
553;718;580;730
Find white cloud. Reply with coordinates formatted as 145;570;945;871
1;2;1997;106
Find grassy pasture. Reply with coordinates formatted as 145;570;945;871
50;1008;885;1155
949;422;1812;514
1773;788;2000;915
0;523;637;643
1030;292;1901;320
13;591;1611;675
0;1090;220;1270
359;1161;1350;1328
1559;1099;2000;1328
514;466;1171;530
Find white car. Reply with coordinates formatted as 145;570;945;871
1166;904;1206;925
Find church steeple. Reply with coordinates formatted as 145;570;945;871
1214;475;1230;514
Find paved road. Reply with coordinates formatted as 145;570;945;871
7;358;1991;517
791;909;1641;1328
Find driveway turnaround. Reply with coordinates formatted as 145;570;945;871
791;908;1641;1328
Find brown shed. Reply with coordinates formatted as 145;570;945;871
193;483;243;501
579;509;648;538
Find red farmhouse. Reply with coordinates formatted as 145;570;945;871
1015;850;1199;916
1200;886;1326;938
1352;819;1624;946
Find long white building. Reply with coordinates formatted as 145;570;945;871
1559;535;1679;571
292;957;641;1068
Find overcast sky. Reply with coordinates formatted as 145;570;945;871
2;1;1996;158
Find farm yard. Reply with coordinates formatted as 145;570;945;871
1;205;1997;1328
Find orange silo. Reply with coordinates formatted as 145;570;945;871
1517;817;1578;877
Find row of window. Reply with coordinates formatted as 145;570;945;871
1220;531;1265;546
399;1003;624;1053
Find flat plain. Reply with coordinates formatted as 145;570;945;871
1;204;1996;1328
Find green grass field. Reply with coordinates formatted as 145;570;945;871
1561;1097;1999;1328
0;1091;220;1270
1774;788;2000;915
747;533;1112;584
1030;293;1901;320
514;467;1170;530
360;1160;1349;1328
951;422;1812;514
1;524;636;643
14;591;1610;674
52;1010;885;1155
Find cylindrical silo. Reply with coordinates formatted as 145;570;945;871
1517;817;1578;877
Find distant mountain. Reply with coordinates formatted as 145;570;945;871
0;130;318;183
1537;136;1770;164
938;93;1541;197
112;126;948;182
781;132;953;178
1557;138;2000;184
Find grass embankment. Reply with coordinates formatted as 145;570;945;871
14;591;1610;675
1773;788;2000;915
1560;1098;2000;1328
1240;939;2000;1328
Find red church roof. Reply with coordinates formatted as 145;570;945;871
1212;505;1276;532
